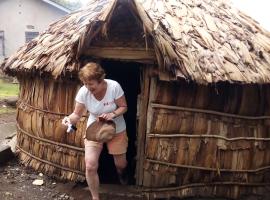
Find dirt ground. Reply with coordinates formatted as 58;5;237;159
0;111;16;124
0;157;146;200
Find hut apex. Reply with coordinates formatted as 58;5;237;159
1;0;270;199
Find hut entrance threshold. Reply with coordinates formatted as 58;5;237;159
98;60;141;185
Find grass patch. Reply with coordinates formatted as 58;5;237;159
0;79;19;98
0;107;16;114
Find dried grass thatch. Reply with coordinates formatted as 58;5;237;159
1;0;270;84
141;79;270;199
15;76;86;181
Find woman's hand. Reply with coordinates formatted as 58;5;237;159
62;102;85;126
62;116;71;126
98;112;116;121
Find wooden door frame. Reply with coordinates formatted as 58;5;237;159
135;66;157;186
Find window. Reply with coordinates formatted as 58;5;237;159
26;25;35;29
25;31;39;43
0;31;4;56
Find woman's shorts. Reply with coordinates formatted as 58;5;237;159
84;131;128;155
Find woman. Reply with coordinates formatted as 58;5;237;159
62;62;128;200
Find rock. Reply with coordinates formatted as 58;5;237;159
3;96;18;107
58;193;72;200
7;135;17;153
32;179;44;186
0;145;14;164
5;192;12;196
29;174;38;180
0;123;16;141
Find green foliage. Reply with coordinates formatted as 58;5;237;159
0;79;19;98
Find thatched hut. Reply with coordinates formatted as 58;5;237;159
2;0;270;199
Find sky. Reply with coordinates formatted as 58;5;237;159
78;0;90;6
70;0;90;6
231;0;270;31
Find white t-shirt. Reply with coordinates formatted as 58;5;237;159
75;79;126;133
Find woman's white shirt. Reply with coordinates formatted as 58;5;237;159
75;79;126;133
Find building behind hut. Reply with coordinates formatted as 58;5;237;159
0;0;70;62
1;0;270;199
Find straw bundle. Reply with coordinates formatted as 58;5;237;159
142;79;270;199
16;76;87;181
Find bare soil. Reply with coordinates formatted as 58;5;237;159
0;112;16;124
0;156;149;200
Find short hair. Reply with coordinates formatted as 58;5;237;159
78;62;106;82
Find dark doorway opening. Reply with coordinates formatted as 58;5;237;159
98;60;141;185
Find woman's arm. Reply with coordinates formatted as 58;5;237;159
112;95;128;117
63;102;86;125
99;95;128;120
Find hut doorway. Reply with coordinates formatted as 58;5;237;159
98;60;141;185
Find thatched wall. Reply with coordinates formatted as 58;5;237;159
142;78;270;199
16;76;87;181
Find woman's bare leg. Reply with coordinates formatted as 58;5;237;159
113;153;128;184
85;146;102;200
